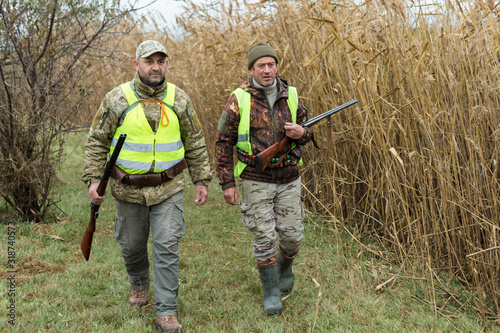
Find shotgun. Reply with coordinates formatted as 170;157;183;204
254;100;358;174
80;133;126;261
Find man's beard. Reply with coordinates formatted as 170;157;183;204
141;72;165;88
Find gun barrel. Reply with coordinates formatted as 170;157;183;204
300;99;358;128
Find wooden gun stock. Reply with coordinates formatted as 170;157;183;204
254;100;358;174
80;133;126;261
254;136;292;174
80;179;108;261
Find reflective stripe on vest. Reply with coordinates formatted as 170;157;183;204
233;86;300;177
109;81;185;174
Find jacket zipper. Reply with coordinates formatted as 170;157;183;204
268;98;277;144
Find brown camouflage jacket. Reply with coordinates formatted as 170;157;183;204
216;76;312;189
81;73;212;206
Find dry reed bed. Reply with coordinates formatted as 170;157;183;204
150;0;500;315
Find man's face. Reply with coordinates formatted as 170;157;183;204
249;56;277;87
133;52;168;89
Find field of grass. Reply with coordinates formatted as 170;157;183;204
1;132;498;332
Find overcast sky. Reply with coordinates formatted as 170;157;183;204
128;0;187;29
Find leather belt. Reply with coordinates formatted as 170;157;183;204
111;159;187;189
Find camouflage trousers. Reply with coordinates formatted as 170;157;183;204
240;177;304;261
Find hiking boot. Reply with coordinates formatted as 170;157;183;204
128;285;148;307
155;314;183;333
277;248;298;293
257;256;282;315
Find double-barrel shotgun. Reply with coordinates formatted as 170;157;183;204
254;100;358;174
80;133;126;261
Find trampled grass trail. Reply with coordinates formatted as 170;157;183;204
0;132;497;332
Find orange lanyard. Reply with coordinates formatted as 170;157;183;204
139;99;169;127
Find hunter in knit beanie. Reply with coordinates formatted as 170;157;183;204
247;42;279;69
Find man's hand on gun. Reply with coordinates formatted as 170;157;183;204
88;182;106;205
284;122;305;139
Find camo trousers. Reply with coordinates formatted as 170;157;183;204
239;177;305;261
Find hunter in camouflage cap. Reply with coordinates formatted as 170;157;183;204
136;40;168;59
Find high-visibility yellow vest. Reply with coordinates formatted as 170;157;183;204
109;81;185;174
233;86;301;177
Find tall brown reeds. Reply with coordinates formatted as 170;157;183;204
149;0;500;316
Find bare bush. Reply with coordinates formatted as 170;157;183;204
0;0;134;221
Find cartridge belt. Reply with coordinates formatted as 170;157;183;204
237;148;293;168
111;159;187;189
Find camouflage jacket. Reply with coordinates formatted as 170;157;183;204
216;76;312;189
82;73;212;206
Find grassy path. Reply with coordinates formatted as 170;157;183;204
0;132;497;332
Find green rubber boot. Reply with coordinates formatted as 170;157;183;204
277;248;298;293
257;258;282;315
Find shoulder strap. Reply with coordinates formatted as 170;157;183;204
119;81;140;124
160;82;177;115
287;86;298;123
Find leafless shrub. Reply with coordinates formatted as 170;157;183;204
0;0;136;221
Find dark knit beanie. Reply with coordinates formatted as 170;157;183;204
247;43;278;69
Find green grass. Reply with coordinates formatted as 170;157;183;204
1;131;499;332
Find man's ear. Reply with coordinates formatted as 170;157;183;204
133;59;140;71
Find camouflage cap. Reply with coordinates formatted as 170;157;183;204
136;40;168;59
